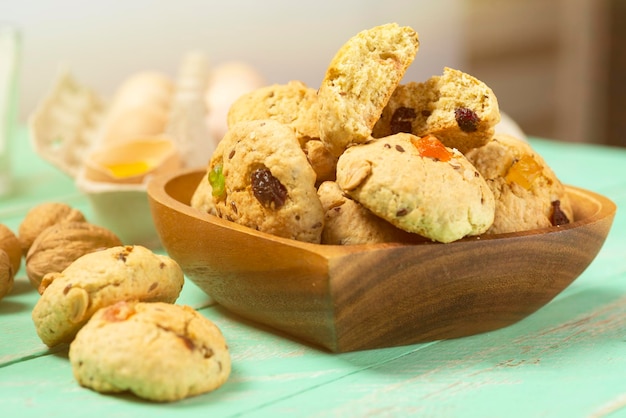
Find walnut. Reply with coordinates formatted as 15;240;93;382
0;224;22;280
18;202;86;255
25;221;123;291
0;250;14;300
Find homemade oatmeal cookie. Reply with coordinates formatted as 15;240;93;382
372;67;500;153
209;119;324;243
318;23;419;157
317;181;421;245
465;134;573;234
226;81;336;182
69;301;230;402
32;245;184;347
336;133;495;243
226;80;320;146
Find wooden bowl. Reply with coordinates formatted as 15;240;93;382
147;168;616;352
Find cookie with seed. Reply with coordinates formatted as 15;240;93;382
317;181;422;245
69;301;231;402
226;81;336;182
32;245;184;347
209;119;324;243
227;80;320;146
318;23;419;157
372;67;500;154
465;134;573;234
336;133;495;243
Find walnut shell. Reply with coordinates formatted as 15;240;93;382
0;224;22;277
0;250;14;300
25;221;123;290
18;202;86;255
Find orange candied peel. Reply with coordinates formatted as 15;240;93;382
505;154;542;190
411;134;453;162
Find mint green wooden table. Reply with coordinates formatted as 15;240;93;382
1;127;625;417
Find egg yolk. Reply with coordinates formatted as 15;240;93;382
105;161;151;178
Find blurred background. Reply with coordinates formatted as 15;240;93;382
1;0;624;146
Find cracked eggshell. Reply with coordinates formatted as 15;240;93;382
77;137;182;247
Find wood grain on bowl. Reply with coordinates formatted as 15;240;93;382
148;168;616;352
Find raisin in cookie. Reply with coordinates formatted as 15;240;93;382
69;301;230;402
336;133;495;243
318;23;419;157
226;81;335;182
372;67;500;154
317;181;422;245
32;245;184;347
465;134;573;234
209;119;324;243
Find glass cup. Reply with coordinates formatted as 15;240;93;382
0;23;20;197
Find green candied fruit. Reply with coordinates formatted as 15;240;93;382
208;164;225;198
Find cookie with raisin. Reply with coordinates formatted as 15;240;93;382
335;133;495;243
209;119;324;243
69;301;231;402
465;134;573;234
226;80;336;182
32;245;184;347
317;181;422;245
318;23;419;157
372;67;500;154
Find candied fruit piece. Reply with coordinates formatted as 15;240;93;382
209;164;225;198
505;155;542;190
455;107;480;132
251;167;288;209
411;134;452;162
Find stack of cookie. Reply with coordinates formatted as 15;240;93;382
192;23;573;245
31;245;231;402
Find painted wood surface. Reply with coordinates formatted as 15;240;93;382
1;128;625;417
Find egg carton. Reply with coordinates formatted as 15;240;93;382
28;53;213;248
29;52;214;180
29;68;107;178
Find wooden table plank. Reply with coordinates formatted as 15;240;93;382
2;129;626;417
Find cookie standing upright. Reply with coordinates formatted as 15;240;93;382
209;119;325;243
372;67;501;153
69;301;231;402
465;133;573;234
318;23;419;157
336;133;495;243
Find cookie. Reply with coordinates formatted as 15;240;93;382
209;119;324;243
190;168;217;216
32;245;184;347
317;181;422;245
336;133;495;243
69;301;231;402
303;139;337;183
226;80;320;146
465;134;573;234
372;67;501;153
318;23;419;157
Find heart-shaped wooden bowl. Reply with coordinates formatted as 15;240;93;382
147;168;616;352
